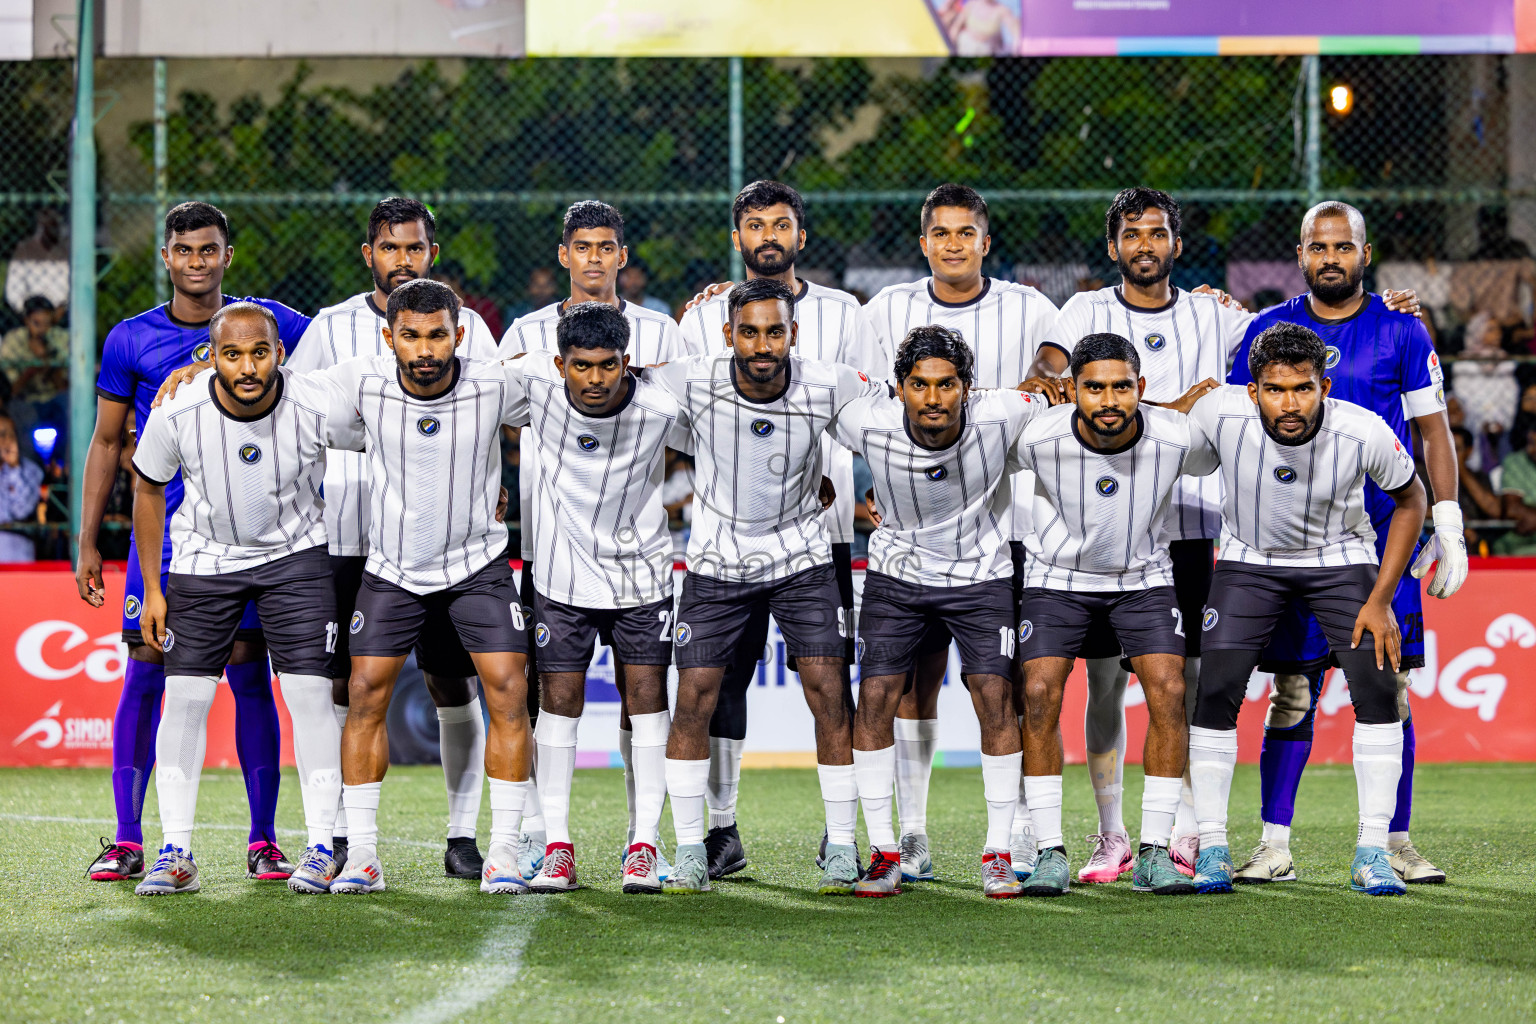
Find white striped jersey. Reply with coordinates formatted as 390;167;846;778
833;388;1046;587
1185;385;1417;567
861;276;1058;539
497;299;694;560
132;368;350;575
285;291;497;557
504;350;690;608
322;355;521;595
1013;404;1216;591
680;279;887;546
1039;286;1252;541
647;352;886;583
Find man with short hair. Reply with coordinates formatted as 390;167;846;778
78;201;310;884
1185;322;1428;896
129;303;349;895
647;277;886;893
1014;333;1216;897
836;325;1049;898
287;196;499;879
498;302;690;895
1224;201;1462;885
861;182;1058;883
498;200;694;880
679;179;886;880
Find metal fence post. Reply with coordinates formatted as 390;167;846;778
728;56;743;282
1304;54;1321;208
67;0;96;558
153;56;168;304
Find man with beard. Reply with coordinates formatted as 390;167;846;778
678;180;885;881
79;201;310;885
647;278;885;894
286;197;500;881
128;303;349;895
1223;202;1464;886
1013;333;1215;897
1185;322;1428;897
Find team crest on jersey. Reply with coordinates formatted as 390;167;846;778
1096;477;1118;497
856;637;866;662
1019;620;1034;644
350;611;365;634
674;622;692;646
1274;466;1297;484
577;434;599;452
926;465;946;481
1324;345;1342;370
417;417;441;436
1435;386;1445;407
124;595;141;620
193;341;211;363
239;443;262;465
1202;608;1219;631
161;629;175;652
1143;333;1166;352
750;419;774;437
535;624;550;647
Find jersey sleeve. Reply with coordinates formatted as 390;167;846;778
1034;295;1085;362
460;309;499;361
1217;301;1258;373
829;395;875;453
678;305;714;357
840;303;891;376
1178;392;1222;477
496;320;530;360
308;361;367;452
858;299;897;375
247;298;312;350
1024;292;1063;369
130;403;181;485
1002;391;1048;471
1360;409;1417;492
832;362;888;413
644;356;697;406
95;321;138;402
657;318;692;364
1395;318;1447;419
498;354;534;428
284;314;332;373
1226;318;1262;385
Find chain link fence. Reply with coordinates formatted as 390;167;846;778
0;54;1533;554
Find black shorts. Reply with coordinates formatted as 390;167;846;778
349;557;529;660
164;546;339;677
533;592;673;673
1018;586;1186;661
1170;538;1215;658
859;572;1015;680
1200;562;1380;655
1011;540;1120;661
674;564;846;670
331;555;477;678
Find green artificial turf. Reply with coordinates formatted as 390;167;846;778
1;764;1532;1024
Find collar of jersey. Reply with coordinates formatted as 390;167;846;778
1113;284;1178;314
208;368;285;423
556;297;628;317
163;297;231;330
365;293;387;319
1071;407;1144;456
926;276;991;309
904;406;968;451
396;356;463;402
1302;292;1374;327
729;357;793;405
563;372;637;420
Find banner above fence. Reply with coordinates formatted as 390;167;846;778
526;0;1525;56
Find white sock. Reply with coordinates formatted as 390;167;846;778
437;697;485;840
1024;775;1064;851
893;717;937;836
1262;821;1291;849
629;712;670;848
279;674;342;849
980;752;1022;852
488;776;530;852
1353;721;1404;850
343;781;382;856
1140;775;1183;849
1010;719;1032;841
1084;657;1128;836
706;735;744;830
534;712;580;846
1188;726;1238;850
1173;770;1198;841
665;757;711;847
156;675;218;851
853;746;897;850
817;763;859;846
619;726;637;844
521;749;545;834
331;702;350;838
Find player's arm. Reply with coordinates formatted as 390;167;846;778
154;360;212;407
75;395;130;606
1026;298;1072;392
1397;318;1466;597
1149;377;1222;414
1353;419;1429;670
128;407;179;652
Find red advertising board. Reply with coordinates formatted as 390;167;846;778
2;563;1533;766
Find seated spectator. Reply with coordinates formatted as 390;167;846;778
1494;425;1536;555
0;411;44;562
506;266;558;324
1451;312;1520;456
4;209;69;315
1;295;69;462
618;261;672;315
1452;426;1503;553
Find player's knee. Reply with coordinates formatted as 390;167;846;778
1137;669;1186;719
423;672;475;707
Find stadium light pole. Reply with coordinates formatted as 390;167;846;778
728;56;744;282
67;0;97;557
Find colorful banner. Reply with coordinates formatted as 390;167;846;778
3;563;1533;769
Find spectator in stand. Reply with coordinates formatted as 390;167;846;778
1452;312;1520;463
0;411;44;562
505;265;558;324
1509;382;1536;454
435;260;504;340
618;260;672;316
1495;421;1536;555
1452;426;1503;554
0;295;69;461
